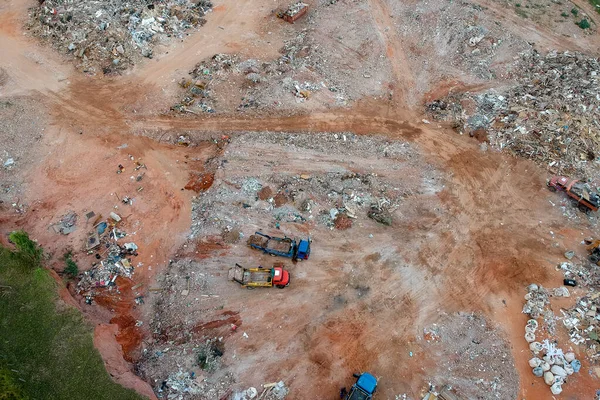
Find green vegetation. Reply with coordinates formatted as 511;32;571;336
577;18;591;28
571;7;579;15
515;2;521;6
63;251;79;278
0;368;27;400
0;232;143;400
8;231;42;267
589;0;600;14
515;7;528;17
561;11;569;17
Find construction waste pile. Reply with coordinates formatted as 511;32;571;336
76;215;139;303
523;284;581;395
28;0;213;73
173;53;239;113
428;51;600;179
188;132;426;238
233;381;289;400
156;369;234;400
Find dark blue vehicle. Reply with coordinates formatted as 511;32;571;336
247;231;311;260
347;373;377;400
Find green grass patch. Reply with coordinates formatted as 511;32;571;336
63;251;79;278
571;7;579;15
589;0;600;13
577;18;591;28
515;7;529;17
0;232;144;400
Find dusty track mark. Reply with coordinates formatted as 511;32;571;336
368;0;416;106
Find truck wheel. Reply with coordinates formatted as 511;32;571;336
579;204;590;214
246;286;256;290
548;185;556;192
276;285;286;289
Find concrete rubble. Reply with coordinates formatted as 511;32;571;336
188;132;424;238
428;51;600;179
50;211;78;235
523;284;581;394
28;0;213;73
171;0;393;115
157;369;234;400
233;381;288;400
561;288;600;358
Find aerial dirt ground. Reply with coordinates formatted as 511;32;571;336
2;0;600;399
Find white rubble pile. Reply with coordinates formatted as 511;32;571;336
428;50;600;179
28;0;213;73
523;284;581;394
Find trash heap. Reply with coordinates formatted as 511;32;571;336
76;215;138;303
428;50;600;179
523;284;580;395
173;53;239;113
157;369;234;400
50;211;78;235
233;381;289;400
559;261;600;287
527;339;580;395
161;370;203;398
562;289;600;355
28;0;213;73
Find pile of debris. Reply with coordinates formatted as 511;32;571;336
559;261;600;287
171;0;392;114
188;132;435;237
49;211;77;235
522;284;581;394
157;369;234;400
172;53;239;113
430;312;518;399
28;0;213;73
561;289;600;357
527;339;580;395
233;381;289;400
76;214;139;303
428;50;600;179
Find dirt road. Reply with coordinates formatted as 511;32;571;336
2;0;600;398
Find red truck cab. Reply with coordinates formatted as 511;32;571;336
272;266;290;288
548;175;599;213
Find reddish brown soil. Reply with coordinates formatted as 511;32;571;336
334;214;353;230
257;186;273;200
184;172;215;192
273;192;288;207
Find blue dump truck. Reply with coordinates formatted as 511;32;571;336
347;373;377;400
247;231;311;260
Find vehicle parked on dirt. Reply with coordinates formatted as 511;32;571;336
585;238;600;265
346;372;377;400
547;175;599;214
228;263;290;289
247;231;311;260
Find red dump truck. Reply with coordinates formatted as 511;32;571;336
547;176;599;214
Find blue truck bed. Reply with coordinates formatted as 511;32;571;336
247;231;311;260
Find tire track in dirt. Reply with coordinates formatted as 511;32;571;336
139;0;283;87
367;0;416;107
